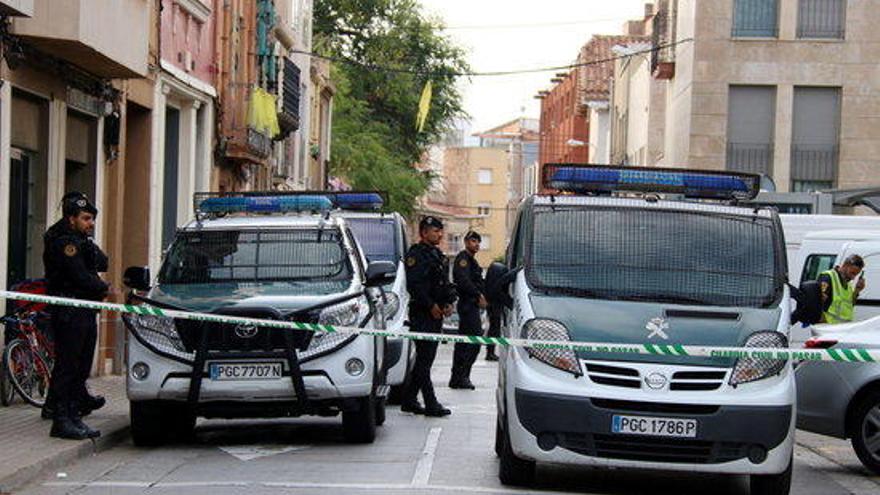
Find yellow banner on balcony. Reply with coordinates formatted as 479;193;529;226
248;88;281;138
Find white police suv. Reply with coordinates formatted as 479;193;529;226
491;165;794;495
122;193;397;445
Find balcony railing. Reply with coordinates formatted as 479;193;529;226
791;143;838;182
651;3;675;79
732;0;779;38
797;0;846;39
726;142;774;176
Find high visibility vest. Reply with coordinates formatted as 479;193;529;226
821;269;855;324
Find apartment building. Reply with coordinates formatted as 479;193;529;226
651;0;879;192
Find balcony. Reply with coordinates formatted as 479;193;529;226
791;143;837;182
12;0;148;78
726;142;773;176
0;0;33;17
651;5;675;80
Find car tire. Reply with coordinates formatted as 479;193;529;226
498;415;535;487
849;390;880;475
343;395;377;444
131;401;195;446
749;456;792;495
374;396;387;427
494;415;503;457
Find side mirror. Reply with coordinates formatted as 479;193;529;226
123;266;151;291
486;262;519;309
365;261;397;288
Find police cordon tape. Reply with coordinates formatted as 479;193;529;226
1;290;878;364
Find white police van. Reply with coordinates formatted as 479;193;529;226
122;192;397;445
492;165;795;494
338;209;413;402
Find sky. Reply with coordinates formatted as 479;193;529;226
418;0;652;134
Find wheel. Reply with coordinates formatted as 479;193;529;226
131;401;195;446
342;395;377;444
750;457;792;495
4;339;50;407
1;356;16;406
494;415;503;457
387;385;404;405
498;414;536;487
849;390;880;474
374;396;386;426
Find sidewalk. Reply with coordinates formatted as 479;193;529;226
0;375;129;493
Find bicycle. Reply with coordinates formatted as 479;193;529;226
1;310;54;407
0;353;15;406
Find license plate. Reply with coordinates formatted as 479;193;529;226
611;414;698;438
208;362;284;381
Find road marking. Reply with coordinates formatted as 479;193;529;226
219;444;311;461
411;426;442;486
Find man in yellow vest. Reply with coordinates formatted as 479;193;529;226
818;255;866;324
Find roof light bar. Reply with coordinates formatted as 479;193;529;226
193;191;386;216
543;164;760;200
333;192;385;211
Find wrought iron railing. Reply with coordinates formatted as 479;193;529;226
791;143;838;182
797;0;846;39
732;0;779;38
726;142;774;176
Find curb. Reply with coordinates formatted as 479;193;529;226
0;418;130;493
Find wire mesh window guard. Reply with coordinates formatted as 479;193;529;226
797;0;846;39
732;0;779;37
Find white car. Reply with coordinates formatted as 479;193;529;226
122;193;395;446
492;166;795;495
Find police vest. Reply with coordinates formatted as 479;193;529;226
821;269;855;324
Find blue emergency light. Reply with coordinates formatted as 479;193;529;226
197;195;333;214
332;192;385;210
543;164;760;200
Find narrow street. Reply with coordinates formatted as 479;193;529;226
15;347;880;495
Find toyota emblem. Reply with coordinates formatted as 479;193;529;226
234;324;259;339
644;372;668;390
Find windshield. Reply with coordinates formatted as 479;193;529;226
158;229;353;287
526;206;782;307
345;217;401;266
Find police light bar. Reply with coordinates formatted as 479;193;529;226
196;194;333;215
542;164;760;200
332;192;385;211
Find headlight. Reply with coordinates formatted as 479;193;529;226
382;293;401;321
522;319;582;376
123;313;194;361
729;331;788;386
300;298;367;360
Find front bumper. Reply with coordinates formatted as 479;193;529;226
127;334;374;403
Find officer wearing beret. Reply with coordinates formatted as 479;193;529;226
400;216;455;417
449;231;487;389
42;192;109;439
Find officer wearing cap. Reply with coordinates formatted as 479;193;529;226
42;192;110;440
400;216;456;417
449;231;487;390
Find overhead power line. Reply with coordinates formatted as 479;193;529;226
441;17;635;30
290;38;692;78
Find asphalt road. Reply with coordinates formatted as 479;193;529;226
18;346;880;495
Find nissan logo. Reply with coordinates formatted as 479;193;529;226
234;324;259;339
644;372;668;390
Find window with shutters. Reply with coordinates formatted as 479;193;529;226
732;0;779;37
478;169;493;184
726;86;776;177
798;0;846;39
791;87;841;192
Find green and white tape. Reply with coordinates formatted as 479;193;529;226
1;290;878;364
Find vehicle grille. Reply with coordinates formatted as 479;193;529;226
176;311;316;354
557;433;746;464
585;362;727;391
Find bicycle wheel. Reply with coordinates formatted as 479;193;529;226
0;355;15;406
4;339;50;407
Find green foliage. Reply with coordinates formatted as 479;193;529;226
315;0;469;217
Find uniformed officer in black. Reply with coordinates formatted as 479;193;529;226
449;231;487;389
43;192;110;440
400;216;455;417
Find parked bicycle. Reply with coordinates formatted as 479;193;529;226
1;309;54;407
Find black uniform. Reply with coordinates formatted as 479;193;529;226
43;219;108;427
450;249;484;385
402;241;455;409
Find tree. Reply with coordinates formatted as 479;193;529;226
314;0;469;216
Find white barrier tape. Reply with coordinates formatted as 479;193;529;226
1;290;875;364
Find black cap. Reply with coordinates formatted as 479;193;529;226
62;192;98;217
464;230;482;242
419;216;444;230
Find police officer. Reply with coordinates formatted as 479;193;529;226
818;254;866;324
449;231;486;389
43;192;110;439
401;216;455;417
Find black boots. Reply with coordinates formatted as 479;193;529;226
449;377;476;390
43;394;106;420
50;403;101;440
